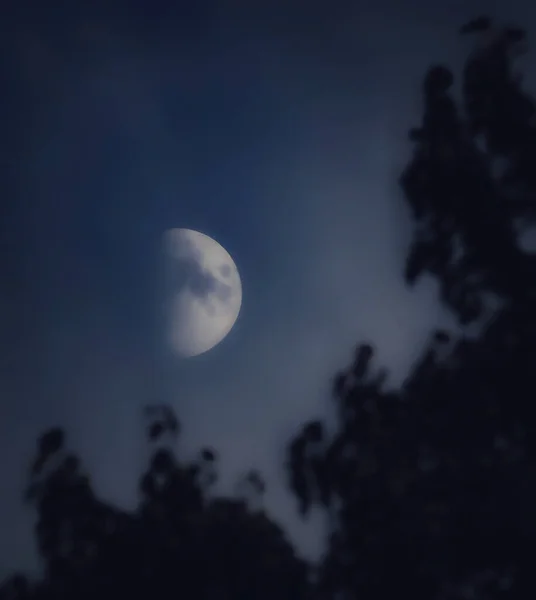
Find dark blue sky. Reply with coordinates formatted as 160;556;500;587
2;0;536;579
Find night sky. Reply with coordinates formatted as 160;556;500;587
2;0;535;579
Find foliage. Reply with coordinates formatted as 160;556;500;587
4;15;536;600
286;17;536;600
0;406;311;600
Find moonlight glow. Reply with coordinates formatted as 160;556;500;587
163;228;242;358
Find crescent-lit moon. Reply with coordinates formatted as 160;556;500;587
163;228;242;358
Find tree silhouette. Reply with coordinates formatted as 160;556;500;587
287;18;536;600
0;406;311;600
4;16;536;600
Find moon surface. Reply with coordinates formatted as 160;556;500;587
163;228;242;358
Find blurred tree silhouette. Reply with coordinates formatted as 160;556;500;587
0;406;311;600
287;17;536;600
4;16;536;600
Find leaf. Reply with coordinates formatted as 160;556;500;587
352;344;374;379
303;421;324;444
201;448;216;462
38;428;64;457
148;422;164;442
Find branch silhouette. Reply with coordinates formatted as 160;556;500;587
287;17;536;600
3;16;536;600
1;407;311;600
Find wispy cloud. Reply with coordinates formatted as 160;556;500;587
4;1;536;580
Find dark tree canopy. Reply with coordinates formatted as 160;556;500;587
3;16;536;600
0;407;311;600
287;18;536;600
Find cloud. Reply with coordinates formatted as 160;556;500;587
10;1;536;579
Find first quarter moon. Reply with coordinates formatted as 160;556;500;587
162;228;242;358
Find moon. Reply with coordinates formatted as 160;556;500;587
162;228;242;358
